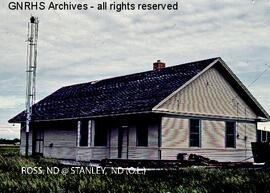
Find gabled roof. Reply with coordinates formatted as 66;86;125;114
9;57;269;123
153;58;270;121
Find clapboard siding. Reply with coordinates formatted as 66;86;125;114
121;128;128;159
110;127;118;147
161;116;256;161
21;119;160;161
109;147;118;159
108;123;159;159
236;122;256;149
128;147;159;159
109;127;119;158
148;122;159;147
202;120;225;149
157;67;257;119
20;115;256;162
162;117;189;148
43;126;77;159
76;147;107;161
44;147;76;159
127;123;159;159
43;128;76;147
129;125;136;147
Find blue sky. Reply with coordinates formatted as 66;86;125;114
0;0;269;139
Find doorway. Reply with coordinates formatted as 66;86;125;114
33;127;44;155
118;126;129;159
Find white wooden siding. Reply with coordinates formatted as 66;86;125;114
157;67;257;119
33;120;158;161
44;147;76;159
128;147;159;159
132;122;159;159
76;147;107;161
161;116;256;162
43;127;76;147
121;128;128;159
162;117;189;148
128;125;136;147
43;126;77;159
128;122;159;159
236;122;256;149
109;127;118;158
148;122;159;147
202;120;225;149
107;123;159;160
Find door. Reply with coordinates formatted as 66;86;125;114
118;127;123;158
33;128;44;155
118;126;129;159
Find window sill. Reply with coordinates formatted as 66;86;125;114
189;146;201;148
77;146;107;149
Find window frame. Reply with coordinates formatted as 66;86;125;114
94;122;107;147
136;123;148;147
225;121;236;148
79;120;88;147
257;129;262;142
189;119;201;148
261;130;268;142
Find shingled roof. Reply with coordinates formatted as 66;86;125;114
9;58;222;123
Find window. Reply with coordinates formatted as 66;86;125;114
257;130;268;142
79;120;88;146
189;119;201;147
137;123;148;147
261;130;268;142
225;122;236;148
257;130;262;142
94;122;107;146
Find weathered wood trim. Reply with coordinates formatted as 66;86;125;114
77;121;81;147
108;127;111;158
126;126;129;159
91;120;95;147
88;120;91;147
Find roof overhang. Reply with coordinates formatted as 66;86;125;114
9;111;154;123
218;58;270;120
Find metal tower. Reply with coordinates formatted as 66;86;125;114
25;16;39;156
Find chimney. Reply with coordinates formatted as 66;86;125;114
153;60;166;70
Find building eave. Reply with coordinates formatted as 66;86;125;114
217;58;270;120
9;111;154;123
152;109;258;123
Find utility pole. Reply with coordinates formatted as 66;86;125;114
25;16;39;157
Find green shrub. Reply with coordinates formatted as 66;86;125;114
0;150;270;193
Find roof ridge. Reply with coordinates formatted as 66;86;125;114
62;57;220;89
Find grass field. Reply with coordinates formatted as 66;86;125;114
0;145;19;155
0;146;270;193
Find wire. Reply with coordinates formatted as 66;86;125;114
248;64;270;87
